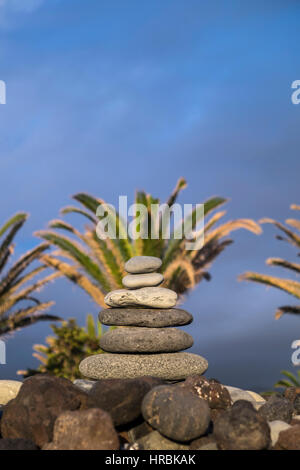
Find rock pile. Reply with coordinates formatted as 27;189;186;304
1;374;300;449
79;256;208;381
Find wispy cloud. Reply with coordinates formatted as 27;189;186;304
0;0;44;28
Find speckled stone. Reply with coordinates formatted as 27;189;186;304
79;352;208;380
125;256;162;274
104;287;177;309
122;273;164;289
99;327;194;353
99;307;193;328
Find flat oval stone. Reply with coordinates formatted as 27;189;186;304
99;308;193;327
122;273;164;289
104;287;177;308
79;352;208;380
99;327;194;353
125;256;162;274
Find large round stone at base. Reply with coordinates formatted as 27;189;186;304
79;352;208;381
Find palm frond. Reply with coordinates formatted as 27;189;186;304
239;272;300;300
36;230;111;291
275;305;300;319
266;257;300;274
41;255;106;307
241;204;300;319
0;213;59;336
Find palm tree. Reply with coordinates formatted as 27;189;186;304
0;212;61;335
240;204;300;319
36;178;261;307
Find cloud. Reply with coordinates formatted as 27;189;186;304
0;0;44;12
0;0;44;28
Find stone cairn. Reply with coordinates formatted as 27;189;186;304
79;256;208;381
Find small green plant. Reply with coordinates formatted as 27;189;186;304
19;314;106;380
275;370;300;389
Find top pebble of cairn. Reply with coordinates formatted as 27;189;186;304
124;256;162;274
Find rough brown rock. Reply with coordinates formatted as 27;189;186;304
214;400;271;450
43;409;119;450
273;425;300;450
85;376;163;426
1;375;87;447
142;384;210;442
0;438;38;450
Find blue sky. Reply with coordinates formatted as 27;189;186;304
0;0;300;389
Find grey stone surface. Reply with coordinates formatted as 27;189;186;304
130;431;189;450
125;256;162;274
99;327;193;353
258;395;294;423
79;352;208;380
122;273;164;289
104;287;177;308
142;385;211;442
99;307;193;328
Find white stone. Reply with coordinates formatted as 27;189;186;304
224;385;266;410
122;273;164;289
104;287;177;308
73;379;97;392
268;420;291;446
125;256;162;274
0;380;22;405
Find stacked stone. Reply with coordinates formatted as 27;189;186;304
79;256;208;381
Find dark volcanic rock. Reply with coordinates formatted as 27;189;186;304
99;307;193;328
284;387;300;414
99;327;193;353
181;375;231;409
43;409;119;450
189;434;216;450
127;420;154;443
1;375;87;447
85;377;161;426
258;395;294;424
0;438;38;450
142;384;210;442
274;424;300;450
213;400;271;450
